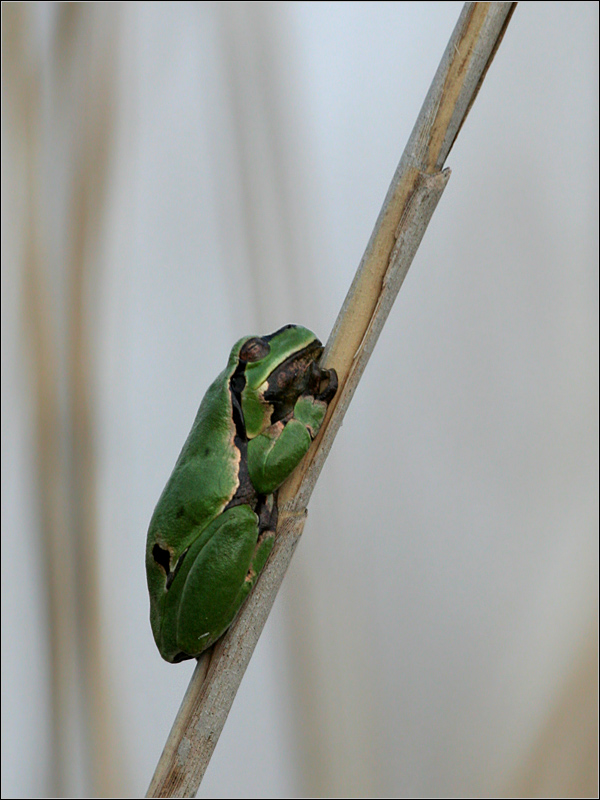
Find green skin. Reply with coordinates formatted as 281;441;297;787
146;324;337;663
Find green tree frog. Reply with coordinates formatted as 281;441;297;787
146;324;337;663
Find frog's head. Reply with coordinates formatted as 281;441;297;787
230;324;327;439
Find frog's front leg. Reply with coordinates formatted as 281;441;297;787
247;390;333;495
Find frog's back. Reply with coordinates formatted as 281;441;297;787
147;366;242;555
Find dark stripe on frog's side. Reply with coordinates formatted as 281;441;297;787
224;359;259;514
225;357;279;536
228;359;248;441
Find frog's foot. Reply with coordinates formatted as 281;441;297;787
317;367;337;403
241;527;275;594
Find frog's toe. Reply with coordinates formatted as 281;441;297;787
317;368;338;403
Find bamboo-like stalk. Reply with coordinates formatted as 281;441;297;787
4;7;79;795
7;5;127;795
59;6;127;795
147;4;517;797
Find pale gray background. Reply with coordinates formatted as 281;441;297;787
2;2;598;798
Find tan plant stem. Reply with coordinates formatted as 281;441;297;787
147;3;517;797
4;6;78;795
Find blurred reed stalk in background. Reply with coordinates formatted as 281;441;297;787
3;4;126;797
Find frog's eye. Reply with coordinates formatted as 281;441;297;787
239;338;270;363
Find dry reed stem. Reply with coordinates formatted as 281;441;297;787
147;4;517;796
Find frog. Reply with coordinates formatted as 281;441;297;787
146;324;337;663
